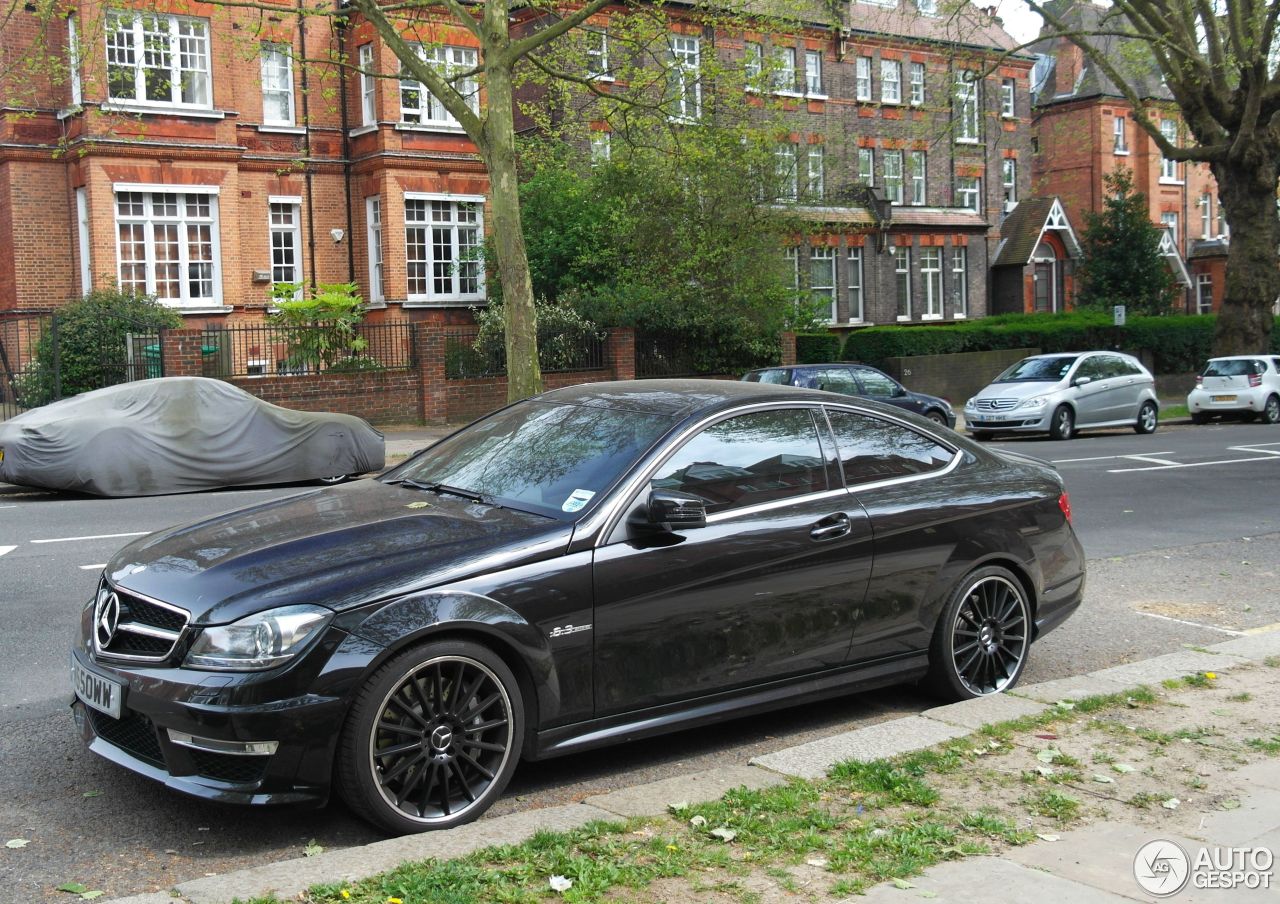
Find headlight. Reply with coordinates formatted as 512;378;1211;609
1017;396;1049;410
964;397;977;410
185;605;331;671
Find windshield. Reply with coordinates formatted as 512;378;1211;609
743;369;792;385
383;401;674;519
995;356;1078;383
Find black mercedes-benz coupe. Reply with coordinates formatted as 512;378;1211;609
72;380;1084;833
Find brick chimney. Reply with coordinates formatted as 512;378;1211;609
1054;39;1083;97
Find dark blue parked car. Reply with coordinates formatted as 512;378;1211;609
743;364;956;428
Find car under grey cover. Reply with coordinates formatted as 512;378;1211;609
0;377;384;496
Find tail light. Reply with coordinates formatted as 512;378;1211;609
1195;375;1204;387
1249;374;1262;388
1058;492;1072;524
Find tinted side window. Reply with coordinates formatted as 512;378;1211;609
651;409;829;514
854;369;901;398
1075;357;1106;381
1117;357;1145;377
814;368;859;395
827;409;954;486
744;369;793;385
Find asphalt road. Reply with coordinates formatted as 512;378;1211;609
1;421;1278;901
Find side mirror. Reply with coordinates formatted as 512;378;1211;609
1072;376;1093;387
647;489;707;530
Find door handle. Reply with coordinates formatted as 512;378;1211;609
810;513;852;541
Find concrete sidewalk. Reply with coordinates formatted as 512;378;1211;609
104;631;1280;904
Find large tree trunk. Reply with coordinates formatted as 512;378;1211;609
1212;152;1279;356
482;64;542;402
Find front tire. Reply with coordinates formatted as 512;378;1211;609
1048;405;1074;441
336;640;524;834
1134;401;1158;434
1263;395;1280;425
924;410;948;426
926;566;1031;701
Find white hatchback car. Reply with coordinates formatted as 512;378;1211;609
964;351;1159;441
1186;356;1280;424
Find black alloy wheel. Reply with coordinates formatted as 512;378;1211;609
1264;395;1280;425
1134;401;1159;434
337;640;524;833
927;566;1031;700
1048;405;1075;441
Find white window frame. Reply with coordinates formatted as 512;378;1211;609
586;28;609;79
1161;211;1178;247
404;193;485;303
775;141;798;201
76;187;91;295
856;56;872;101
1197;273;1213;314
366;196;384;304
909;61;925;106
1200;193;1212;239
744;41;762;86
956;176;981;213
881;58;902;105
807;144;824;199
955;71;979;143
105;11;211;110
268;196;303;288
771;45;797;94
884;150;904;205
784;246;800;300
400;44;479;130
847;247;864;323
1000;78;1015;118
359;44;376;127
590;130;611;165
910;150;926;205
920;247;943;319
1160;119;1181;182
809;246;836;323
917;0;938;14
68;16;82;106
894;245;911;320
260;43;295;127
669;35;701;121
1002;158;1017;207
805;49;823;96
858;147;874;186
112;184;222;309
1113;114;1128;154
950;246;968;317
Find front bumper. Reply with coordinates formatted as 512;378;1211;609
964;409;1051;434
70;629;365;806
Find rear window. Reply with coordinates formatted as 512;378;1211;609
1203;359;1262;377
743;369;793;385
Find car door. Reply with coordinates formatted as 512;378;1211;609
824;407;964;661
853;367;920;416
1108;355;1151;421
591;406;874;716
812;367;860;396
1069;355;1112;426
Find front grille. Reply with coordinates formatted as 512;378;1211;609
976;398;1019;411
95;585;190;663
189;749;270;785
89;709;165;768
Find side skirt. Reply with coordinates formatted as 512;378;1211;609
526;652;930;762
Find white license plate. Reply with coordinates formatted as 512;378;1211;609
72;656;123;719
1212;394;1237;402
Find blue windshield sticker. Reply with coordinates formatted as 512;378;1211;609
562;489;596;513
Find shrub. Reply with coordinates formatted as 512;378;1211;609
472;297;605;373
269;282;368;372
19;289;183;406
795;332;843;363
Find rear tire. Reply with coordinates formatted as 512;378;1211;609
926;565;1032;701
336;640;524;834
1263;395;1280;425
1048;405;1075;441
1191;411;1211;425
1134;401;1158;434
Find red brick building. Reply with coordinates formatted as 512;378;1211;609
1028;0;1225;313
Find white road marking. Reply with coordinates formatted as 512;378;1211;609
0;545;15;558
1230;444;1280;456
1108;453;1280;473
1137;611;1244;636
30;531;149;544
1052;452;1176;464
79;564;107;570
0;504;16;509
1122;454;1182;466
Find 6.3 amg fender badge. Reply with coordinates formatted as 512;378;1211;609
548;623;592;639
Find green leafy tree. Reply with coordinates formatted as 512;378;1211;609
18;289;183;406
269;282;370;372
1075;168;1178;316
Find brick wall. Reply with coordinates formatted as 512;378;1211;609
880;347;1039;405
231;371;423;424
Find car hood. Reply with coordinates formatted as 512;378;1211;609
973;381;1065;401
105;479;571;624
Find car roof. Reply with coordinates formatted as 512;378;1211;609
1207;355;1270;361
538;378;862;418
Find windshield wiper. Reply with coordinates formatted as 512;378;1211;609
388;477;492;504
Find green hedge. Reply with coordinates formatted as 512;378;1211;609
794;332;843;363
843;313;1279;374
